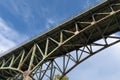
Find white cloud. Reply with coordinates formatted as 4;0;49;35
0;34;15;53
45;18;56;29
84;0;105;10
0;0;35;27
0;17;28;55
10;0;35;26
11;1;34;20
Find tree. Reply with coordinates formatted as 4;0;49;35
54;74;69;80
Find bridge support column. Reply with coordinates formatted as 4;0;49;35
23;76;33;80
23;71;33;80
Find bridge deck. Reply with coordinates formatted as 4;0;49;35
0;0;119;59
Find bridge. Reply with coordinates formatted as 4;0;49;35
0;0;120;80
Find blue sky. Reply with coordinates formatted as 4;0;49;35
0;0;120;80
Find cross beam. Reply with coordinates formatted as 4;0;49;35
0;0;120;80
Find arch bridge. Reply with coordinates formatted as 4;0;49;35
0;0;120;80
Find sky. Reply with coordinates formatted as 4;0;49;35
0;0;120;80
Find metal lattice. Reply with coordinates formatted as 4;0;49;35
0;0;120;80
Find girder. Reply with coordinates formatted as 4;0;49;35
0;0;120;80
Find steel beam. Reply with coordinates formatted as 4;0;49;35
0;0;120;80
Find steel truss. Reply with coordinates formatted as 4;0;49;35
0;0;120;80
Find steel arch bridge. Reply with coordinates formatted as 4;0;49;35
0;0;120;80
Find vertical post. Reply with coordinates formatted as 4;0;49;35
23;76;33;80
23;71;33;80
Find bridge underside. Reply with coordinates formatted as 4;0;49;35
0;0;120;80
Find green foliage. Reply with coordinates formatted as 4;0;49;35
54;74;69;80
